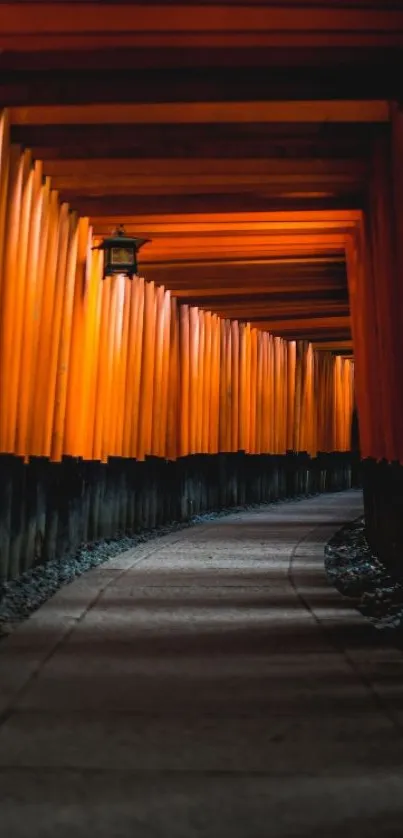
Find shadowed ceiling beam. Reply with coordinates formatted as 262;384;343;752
171;288;348;300
12;122;374;163
1;57;403;102
1;4;403;51
41;158;368;178
53;183;363;199
249;316;351;329
312;340;353;350
177;302;350;316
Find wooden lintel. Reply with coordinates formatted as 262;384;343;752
10;100;389;125
1;5;403;51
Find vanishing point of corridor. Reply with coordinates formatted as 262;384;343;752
2;491;403;837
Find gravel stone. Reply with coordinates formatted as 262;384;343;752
325;515;403;641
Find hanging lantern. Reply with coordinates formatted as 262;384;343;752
93;225;150;279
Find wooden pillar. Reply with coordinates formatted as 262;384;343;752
138;280;156;461
179;304;190;458
346;106;403;574
166;297;179;460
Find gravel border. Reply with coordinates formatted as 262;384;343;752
0;494;313;640
325;516;403;641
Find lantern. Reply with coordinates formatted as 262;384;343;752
93;225;150;279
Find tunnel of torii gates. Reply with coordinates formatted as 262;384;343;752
0;2;403;582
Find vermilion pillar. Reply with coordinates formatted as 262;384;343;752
347;104;403;574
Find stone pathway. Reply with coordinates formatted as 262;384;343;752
1;490;403;837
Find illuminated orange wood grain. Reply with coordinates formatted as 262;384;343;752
121;278;138;458
302;343;312;454
130;277;145;459
100;274;119;461
202;310;212;454
151;284;166;457
249;329;257;454
6;151;33;452
266;334;273;453
42;202;70;457
225;320;232;452
109;276;127;456
179;304;190;457
51;213;79;461
293;344;302;453
286;341;296;450
26;176;51;454
83;248;103;460
299;344;308;454
15;161;45;458
345;361;354;451
244;323;252;454
0;111;10;305
80;224;99;458
281;340;288;452
255;333;263;454
196;309;205;453
231;320;240;452
220;319;230;452
219;318;227;452
209;314;221;455
64;216;90;456
92;264;111;461
28;188;60;454
159;289;171;458
0;117;355;463
264;333;271;453
238;324;247;452
138;279;156;460
189;305;200;454
302;344;314;455
268;335;275;453
166;296;179;460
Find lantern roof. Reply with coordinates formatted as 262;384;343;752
93;225;150;252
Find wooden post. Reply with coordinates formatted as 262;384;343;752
189;305;199;455
63;216;90;456
231;320;240;453
159;290;171;459
179;304;190;457
15;161;44;459
196;309;205;453
138;279;156;460
43;203;71;458
151;284;166;457
249;328;257;454
203;311;212;455
166;297;179;460
129;277;145;459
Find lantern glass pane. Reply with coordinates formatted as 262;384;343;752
110;246;135;265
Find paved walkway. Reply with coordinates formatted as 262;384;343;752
1;490;403;837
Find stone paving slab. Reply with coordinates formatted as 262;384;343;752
1;490;403;837
0;710;400;774
1;768;403;838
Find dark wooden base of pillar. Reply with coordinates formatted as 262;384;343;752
362;458;403;579
0;451;356;581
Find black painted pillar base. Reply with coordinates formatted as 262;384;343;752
0;450;355;581
362;458;403;579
